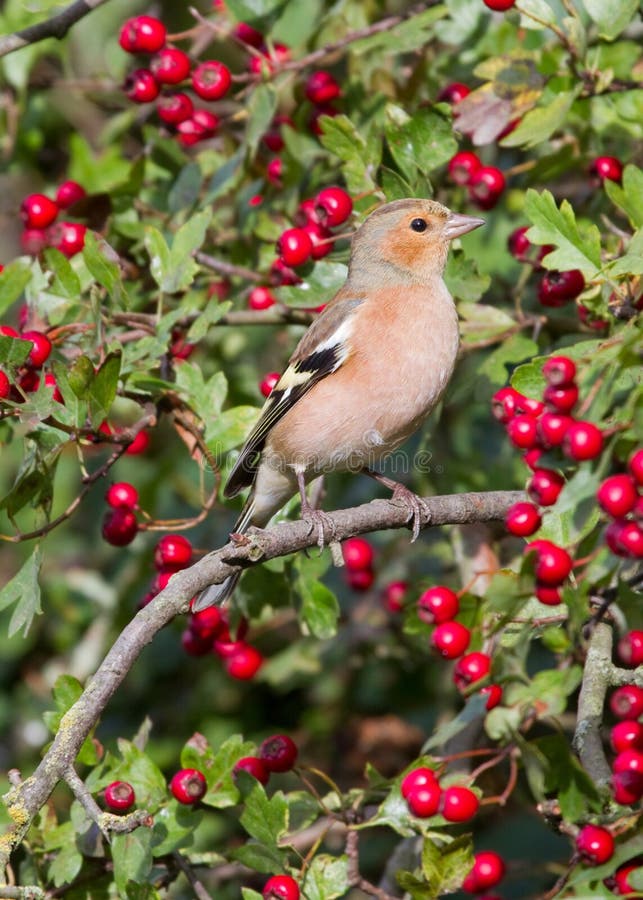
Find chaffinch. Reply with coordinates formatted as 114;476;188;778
195;198;484;609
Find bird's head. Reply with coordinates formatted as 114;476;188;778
349;198;484;284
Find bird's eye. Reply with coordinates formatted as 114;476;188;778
410;218;428;233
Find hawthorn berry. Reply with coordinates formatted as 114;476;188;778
249;43;290;75
303;222;332;259
262;874;300;900
192;60;232;100
628;449;643;486
102;507;138;546
418;585;459;624
157;92;194;124
525;540;572;585
47;221;87;257
151;47;191;85
564;421;603;461
463;851;506;892
104;781;135;812
483;0;516;8
314;186;353;227
125;429;150;455
248;286;277;310
535;583;563;606
538;269;585;306
468;166;505;210
170;768;207;804
21;331;52;368
124;68;160;103
610;863;642;896
55;180;86;209
543;355;576;386
20;194;58;229
266;157;283;185
437;82;470;103
505;501;542;536
491;386;522;423
608;521;643;558
20;228;48;255
447;151;482;186
233;22;264;47
382;580;407;613
105;482;139;509
190;606;223;639
544;383;579;414
538;412;572;448
233;755;270;784
406;781;441;817
453;652;492;691
259;734;298;772
262;115;294;152
576;824;615;866
618;631;643;667
342;537;374;570
528;469;565;507
523;448;543;470
277;228;313;267
260;372;280;397
181;628;212;656
346;568;375;591
507;414;539;449
270;258;301;285
597;475;638;518
225;644;263;679
119;15;166;54
0;371;10;401
611;720;643;754
589;156;623;184
401;766;439;798
155;534;192;569
481;683;503;710
507;225;533;261
612;769;643;805
305;70;341;104
440;785;479;822
610;685;643;720
431;621;471;659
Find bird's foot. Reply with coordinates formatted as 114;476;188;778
302;505;336;552
389;483;431;542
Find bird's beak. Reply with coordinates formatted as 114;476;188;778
445;212;485;240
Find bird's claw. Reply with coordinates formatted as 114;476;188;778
302;507;336;552
390;484;430;542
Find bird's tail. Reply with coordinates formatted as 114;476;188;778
192;495;256;611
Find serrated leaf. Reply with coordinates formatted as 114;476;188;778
318;115;379;194
532;734;603;819
524;189;602;274
0;260;33;315
422;834;474;895
445;253;490;303
231;840;285;873
42;248;81;298
83;231;121;293
537;465;602;546
205;406;259;454
246;84;279;155
68;354;95;399
302;854;350;900
582;0;639;40
175;364;228;418
294;555;339;639
277;261;347;308
151;804;202;856
240;785;289;845
506;666;583;717
353;5;447;54
181;733;256;809
165;210;211;294
186;300;232;341
88;352;120;429
115;740;168;809
0;334;32;367
478;332;539;388
459;304;515;340
385;104;456;179
604;164;643;228
145;227;172;291
501;89;579;148
49;839;83;888
0;546;42;637
112;829;153;897
168;162;203;214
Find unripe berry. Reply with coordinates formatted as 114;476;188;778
431;621;471;659
124;69;160;103
576;825;614;866
418;586;459;624
259;734;298;772
589;156;623;184
342;537;374;570
611;720;643;754
468;166;505;210
277;228;313;267
105;482;139;509
610;685;643;720
314;187;353;227
225;644;263;680
618;631;643;667
305;70;341;105
102;507;138;546
192;60;232;100
155;534;192;569
248;286;276;311
401;766;439;798
233;755;270;784
440;785;479;822
505;501;542;536
55;180;86;209
564;421;604;461
260;372;280;397
597;475;638;518
543;356;576;386
157;92;194;124
525;540;572;585
262;874;300;900
462;851;506;892
447;151;481;186
119;16;166;54
406;781;441;817
453;652;492;691
21;330;52;368
170;768;207;804
104;781;135;812
437;82;470;103
527;468;564;507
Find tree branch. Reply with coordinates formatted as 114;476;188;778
572;621;614;788
0;488;521;872
0;0;112;58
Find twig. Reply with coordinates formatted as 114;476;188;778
65;767;151;835
195;251;264;283
0;489;523;870
346;830;399;900
572;622;614;788
171;852;212;900
0;0;112;58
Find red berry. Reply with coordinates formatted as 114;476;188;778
535;583;563;606
259;734;298;772
618;632;643;667
608;521;643;558
612;769;643;805
225;644;263;680
468;166;505;210
234;22;264;48
491;386;522;423
538;269;585;306
507;225;533;261
21;330;52;368
611;863;641;895
314;187;353;228
266;157;283;185
576;825;614;866
192;60;232;100
543;356;576;387
505;501;542;536
564;421;603;461
125;429;150;455
406;781;441;817
262;874;300;900
270;258;301;286
597;475;638;518
628;449;643;486
481;683;503;710
343;537;374;571
55;180;86;209
589;156;623;184
454;652;492;691
124;68;159;103
119;15;166;54
181;628;212;656
382;580;407;613
262;115;294;153
190;606;223;640
418;586;459;624
431;621;471;659
523;448;543;470
613;750;643;784
157;92;194;124
277;228;313;267
437;82;470;103
610;685;643;720
47;221;87;257
525;540;572;585
483;0;516;8
521;395;545;416
20;228;48;255
260;372;280;397
104;781;135;812
105;482;139;509
611;720;643;754
233;755;270;784
401;766;439;798
544;383;579;414
440;785;479;822
346;568;375;591
303;222;333;259
507;414;539;449
190;109;219;137
150;47;191;84
538;412;572;448
528;468;565;507
155;534;192;569
170;768;207;804
20;194;58;229
248;286;276;311
0;371;10;401
463;851;506;892
305;70;341;105
249;43;290;75
447;151;482;186
577;303;609;331
101;507;138;546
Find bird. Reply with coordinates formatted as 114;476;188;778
194;198;484;610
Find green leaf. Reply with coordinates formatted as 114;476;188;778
88;351;121;429
302;854;350;900
294;555;339;639
582;0;639;40
604;164;643;228
501;89;579;148
421;834;474;896
151;803;203;856
458;304;515;341
506;666;582;718
111;829;154;897
318;115;379;194
186;300;232;341
144;227;172;291
49;838;83;888
354;5;447;54
115;740;168;809
277;261;348;308
478;332;539;388
537;465;603;546
232;840;286;873
168;162;203;215
205;148;245;202
273;0;325;45
225;0;285;22
532;734;603;819
181;732;256;809
0;546;42;637
0;260;32;315
83;231;122;294
206;405;259;454
445;252;490;303
245;84;279;155
510;358;546;399
41;248;81;298
385;105;457;179
524;189;602;275
518;0;557;29
240;784;289;845
68;354;96;399
163;210;211;294
0;334;32;367
175;364;229;418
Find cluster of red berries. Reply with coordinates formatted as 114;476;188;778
447;149;506;211
182;603;264;681
119;15;230;146
400;765;480;823
102;481;141;547
342;536;376;591
462;850;505;893
19;182;87;258
0;321;55;402
233;733;298;786
609;680;643;806
419;584;503;709
262;874;300;900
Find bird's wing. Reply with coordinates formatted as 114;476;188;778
224;294;364;498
